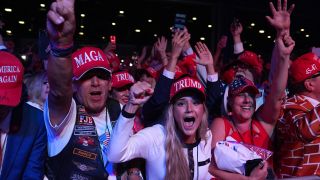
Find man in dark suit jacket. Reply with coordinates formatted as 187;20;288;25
0;51;47;179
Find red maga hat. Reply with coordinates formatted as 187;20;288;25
0;51;24;107
72;47;111;80
289;53;320;84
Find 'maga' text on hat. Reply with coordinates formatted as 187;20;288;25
74;50;105;68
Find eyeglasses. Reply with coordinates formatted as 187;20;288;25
310;72;320;79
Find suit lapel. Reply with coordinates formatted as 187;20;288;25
1;130;26;178
0;104;27;179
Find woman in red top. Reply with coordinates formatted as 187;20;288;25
210;76;276;180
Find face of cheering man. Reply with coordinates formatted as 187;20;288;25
74;69;112;115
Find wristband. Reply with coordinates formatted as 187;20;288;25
50;42;74;57
121;106;136;118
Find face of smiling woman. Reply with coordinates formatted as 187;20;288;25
230;92;256;123
173;96;205;143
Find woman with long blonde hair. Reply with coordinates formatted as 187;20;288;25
107;76;213;179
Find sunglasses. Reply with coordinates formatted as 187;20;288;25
80;69;111;81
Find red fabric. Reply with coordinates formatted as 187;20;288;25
221;68;236;84
111;71;134;89
72;47;111;80
177;54;197;78
290;52;320;84
223;118;270;150
228;76;259;97
276;95;320;178
170;76;205;102
0;51;24;106
238;51;263;76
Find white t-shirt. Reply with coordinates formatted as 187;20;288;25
107;114;213;180
43;98;115;177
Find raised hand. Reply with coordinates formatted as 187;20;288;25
103;42;116;53
266;0;295;34
276;32;295;59
171;28;191;59
129;81;154;107
46;0;75;47
155;36;168;65
194;42;214;66
155;36;167;56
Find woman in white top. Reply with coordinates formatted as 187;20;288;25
107;76;213;180
26;71;49;111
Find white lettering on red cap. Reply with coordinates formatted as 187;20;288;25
0;75;17;83
74;50;105;68
0;66;20;73
306;64;318;75
115;73;134;82
174;78;202;92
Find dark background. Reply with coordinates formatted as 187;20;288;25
1;0;319;61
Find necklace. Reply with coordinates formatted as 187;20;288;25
232;119;255;146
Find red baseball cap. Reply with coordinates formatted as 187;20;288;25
0;51;24;107
221;68;236;84
170;76;205;102
237;51;263;76
289;53;320;84
111;71;135;89
228;76;259;97
72;47;111;80
145;67;158;78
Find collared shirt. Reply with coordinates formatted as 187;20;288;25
303;95;320;107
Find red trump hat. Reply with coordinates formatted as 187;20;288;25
289;53;320;84
170;76;205;102
111;71;135;89
72;47;111;80
0;51;24;107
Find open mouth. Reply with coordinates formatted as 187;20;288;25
183;117;195;129
90;91;102;96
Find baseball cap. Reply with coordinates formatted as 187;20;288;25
170;76;205;102
228;75;259;97
289;53;320;84
0;51;24;106
72;47;111;80
111;71;135;90
236;51;263;76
